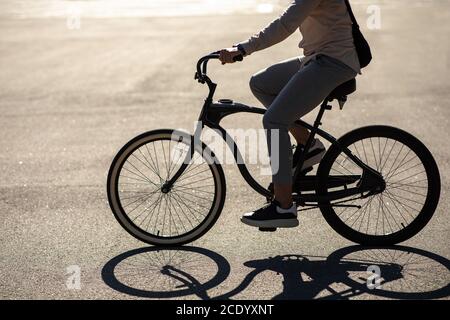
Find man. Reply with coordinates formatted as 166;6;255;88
219;0;359;228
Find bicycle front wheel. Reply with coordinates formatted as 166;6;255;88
107;129;226;246
317;125;441;245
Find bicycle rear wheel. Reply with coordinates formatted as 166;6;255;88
107;129;226;246
317;125;440;245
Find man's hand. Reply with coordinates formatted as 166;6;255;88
219;47;242;65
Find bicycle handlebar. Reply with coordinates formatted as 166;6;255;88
195;51;243;83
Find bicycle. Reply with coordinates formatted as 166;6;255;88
107;52;441;246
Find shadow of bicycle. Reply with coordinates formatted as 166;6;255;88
101;245;449;300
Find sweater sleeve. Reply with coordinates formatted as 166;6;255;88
236;0;322;56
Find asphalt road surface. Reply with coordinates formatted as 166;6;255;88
0;0;449;299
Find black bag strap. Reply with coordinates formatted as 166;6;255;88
344;0;360;28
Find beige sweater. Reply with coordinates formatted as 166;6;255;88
237;0;360;73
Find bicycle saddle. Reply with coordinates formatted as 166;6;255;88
327;78;356;101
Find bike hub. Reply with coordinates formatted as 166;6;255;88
161;182;172;194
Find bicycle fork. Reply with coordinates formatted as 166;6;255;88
161;120;204;193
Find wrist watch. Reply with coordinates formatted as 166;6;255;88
236;44;247;56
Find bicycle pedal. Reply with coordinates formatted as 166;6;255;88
259;227;277;232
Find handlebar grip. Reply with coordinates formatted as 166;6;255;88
233;54;243;62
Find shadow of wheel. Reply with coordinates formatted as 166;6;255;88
327;245;450;299
102;246;230;299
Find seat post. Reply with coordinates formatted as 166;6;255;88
304;99;330;151
292;99;330;181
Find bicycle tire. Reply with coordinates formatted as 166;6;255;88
316;125;441;245
107;129;226;246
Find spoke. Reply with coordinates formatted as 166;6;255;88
377;138;381;170
119;188;159;201
359;140;368;166
175;167;211;184
166;196;178;236
125;158;155;182
383;190;414;224
384;144;405;178
173;184;215;195
386;185;427;197
385;149;412;179
119;190;153;194
352;196;376;230
354;196;372;231
133;195;164;228
388;174;427;187
177;154;205;179
330;164;360;181
387;181;427;190
334;155;357;176
173;187;213;203
118;181;150;185
379;195;393;234
168;140;173;177
123;191;159;218
331;166;350;177
384;189;420;215
380;140;397;172
121;167;152;183
344;196;373;225
365;193;373;234
122;190;156;210
379;193;402;231
385;189;425;206
375;194;383;235
120;174;151;184
336;198;358;217
378;138;389;173
135;148;161;180
172;189;212;210
150;193;165;235
171;191;203;223
352;143;363;163
385;155;417;180
161;195;169;236
386;162;424;181
167;193;192;231
161;140;170;180
175;175;214;188
369;138;379;171
151;142;162;181
172;189;210;214
167;142;186;178
132;192;163;226
123;162;158;187
168;193;196;229
144;143;163;182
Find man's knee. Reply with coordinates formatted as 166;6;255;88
249;74;260;94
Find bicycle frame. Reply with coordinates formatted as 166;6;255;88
165;54;384;206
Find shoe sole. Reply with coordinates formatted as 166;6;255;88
296;148;326;172
241;217;299;228
291;148;326;175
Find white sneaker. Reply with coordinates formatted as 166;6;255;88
292;138;326;174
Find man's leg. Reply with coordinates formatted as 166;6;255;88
263;55;357;208
249;56;302;108
249;57;311;146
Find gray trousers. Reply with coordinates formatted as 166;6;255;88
250;54;357;185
